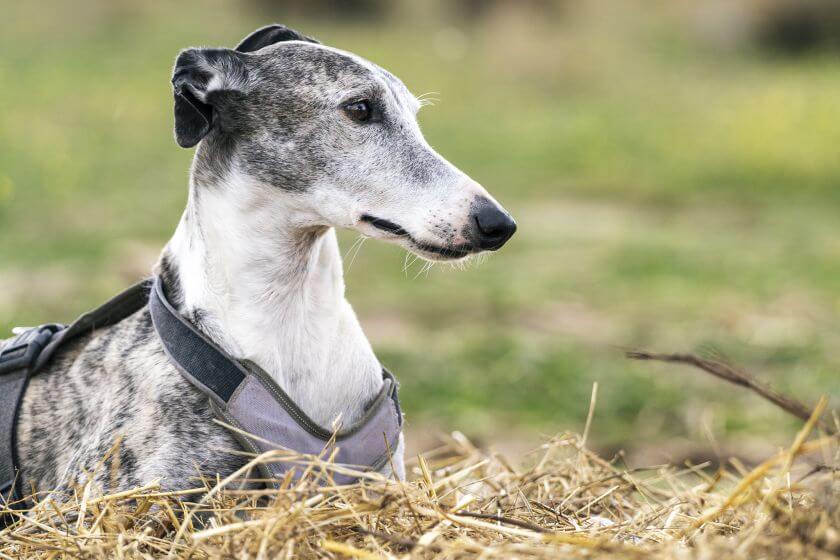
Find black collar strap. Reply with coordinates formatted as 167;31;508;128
148;276;403;483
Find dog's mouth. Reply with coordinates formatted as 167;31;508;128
360;214;472;261
360;215;410;237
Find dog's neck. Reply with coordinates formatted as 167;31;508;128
158;168;383;429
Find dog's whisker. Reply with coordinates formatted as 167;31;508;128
412;260;433;280
449;255;474;271
343;235;365;260
407;253;421;274
417;91;440;108
402;251;412;276
402;250;422;276
345;235;368;272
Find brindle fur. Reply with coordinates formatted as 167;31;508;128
14;304;247;497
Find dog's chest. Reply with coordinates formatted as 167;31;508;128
14;308;246;497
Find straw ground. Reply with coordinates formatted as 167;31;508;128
1;397;836;559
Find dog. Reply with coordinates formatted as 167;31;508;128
7;24;516;499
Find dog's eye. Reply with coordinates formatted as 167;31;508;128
344;100;372;123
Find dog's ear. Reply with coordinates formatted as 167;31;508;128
171;48;248;148
235;24;318;53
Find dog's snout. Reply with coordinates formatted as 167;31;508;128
470;198;516;251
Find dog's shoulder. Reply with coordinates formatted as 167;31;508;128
16;305;246;495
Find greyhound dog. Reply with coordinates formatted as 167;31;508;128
9;25;515;498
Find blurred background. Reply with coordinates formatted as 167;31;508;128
1;0;838;463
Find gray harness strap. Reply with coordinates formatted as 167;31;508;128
148;276;402;484
0;326;61;517
1;276;401;526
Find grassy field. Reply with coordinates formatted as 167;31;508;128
1;0;838;453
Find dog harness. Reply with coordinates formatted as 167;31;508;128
0;277;402;526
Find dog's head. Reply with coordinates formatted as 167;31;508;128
172;25;515;261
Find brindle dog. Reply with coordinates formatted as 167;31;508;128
6;24;516;500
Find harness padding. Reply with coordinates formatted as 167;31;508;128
148;276;402;484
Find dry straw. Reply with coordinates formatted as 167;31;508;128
1;428;836;558
1;362;837;558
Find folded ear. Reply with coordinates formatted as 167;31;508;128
235;24;318;53
171;48;248;148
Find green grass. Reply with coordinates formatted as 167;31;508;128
1;0;838;450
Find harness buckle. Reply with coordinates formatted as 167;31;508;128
0;324;64;375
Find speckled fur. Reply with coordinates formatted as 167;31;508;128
14;308;247;497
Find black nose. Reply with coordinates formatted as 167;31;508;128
471;199;517;251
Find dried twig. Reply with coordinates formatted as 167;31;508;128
454;511;549;533
627;350;837;435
